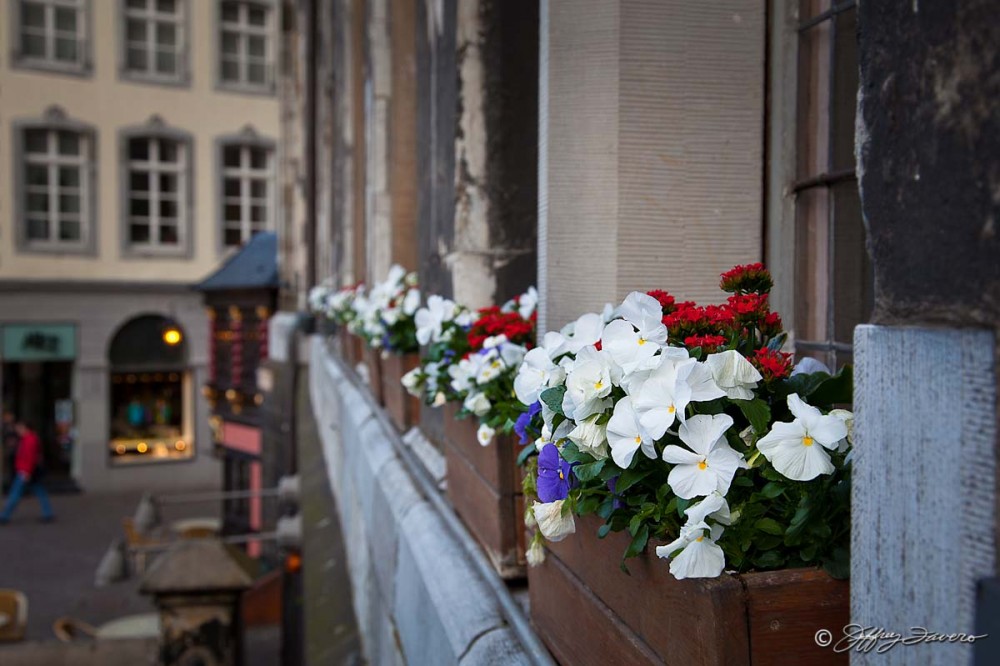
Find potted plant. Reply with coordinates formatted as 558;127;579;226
516;265;851;664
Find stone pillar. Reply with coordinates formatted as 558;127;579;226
853;3;1000;665
538;0;764;331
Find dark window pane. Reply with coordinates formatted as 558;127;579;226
27;192;49;213
796;21;832;181
128;47;148;71
159;199;178;217
794;186;831;344
831;181;872;342
221;59;239;82
27;165;49;186
27;217;49;240
130;139;150;161
25;129;49;154
831;8;859;172
247;62;266;84
159;140;178;163
127;19;147;42
21;33;46;58
55;37;78;62
54;7;77;31
59;194;81;213
156;50;177;74
156;22;176;47
247;5;267;26
127;0;147;9
59;166;80;188
250;205;266;222
224;178;241;197
221;2;239;22
224;146;241;167
130;171;149;192
224;204;241;221
156;0;176;15
159;173;178;193
247;35;265;57
225;227;243;246
159;224;179;244
130;222;151;243
221;32;239;55
130;197;150;216
22;2;45;27
249;179;266;198
59;219;81;241
249;148;267;169
58;131;80;156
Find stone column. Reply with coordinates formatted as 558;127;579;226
852;3;999;665
538;0;764;331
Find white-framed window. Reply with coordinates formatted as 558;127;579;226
220;141;273;247
124;133;190;253
14;0;89;73
121;0;187;83
218;0;274;92
20;124;93;251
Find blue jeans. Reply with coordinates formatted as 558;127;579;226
0;474;54;521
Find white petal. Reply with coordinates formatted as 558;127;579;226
667;464;718;499
533;500;577;542
807;414;849;449
763;437;835;481
669;537;726;579
678;413;734;456
661;445;703;466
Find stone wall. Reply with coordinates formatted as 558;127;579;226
308;338;540;664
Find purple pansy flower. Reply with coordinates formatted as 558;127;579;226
537;443;573;503
514;401;542;444
606;476;626;510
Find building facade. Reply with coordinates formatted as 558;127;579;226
0;0;281;492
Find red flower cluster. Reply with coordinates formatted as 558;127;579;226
720;262;774;295
683;334;728;352
646;290;676;312
467;307;535;350
751;348;792;382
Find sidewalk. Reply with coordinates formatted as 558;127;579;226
0;486;218;643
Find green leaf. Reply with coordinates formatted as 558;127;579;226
760;482;785;499
615;467;654;494
574;459;606;482
624;523;649;560
540;386;567;416
733;398;772;436
822;547;850;579
809;365;854;406
754;550;785;569
597;523;611;539
782;372;831;399
755;518;785;536
516;445;536;467
559;442;595;465
597;497;615;520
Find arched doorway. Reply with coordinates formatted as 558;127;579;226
107;315;193;464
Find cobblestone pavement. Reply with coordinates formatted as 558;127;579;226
0;486;219;643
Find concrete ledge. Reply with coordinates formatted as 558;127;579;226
853;324;996;666
309;338;536;665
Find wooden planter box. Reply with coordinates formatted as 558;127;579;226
363;346;384;405
530;514;848;665
340;332;364;368
442;402;526;579
380;352;421;431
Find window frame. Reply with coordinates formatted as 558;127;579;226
214;0;278;96
12;106;98;256
215;127;276;252
119;116;195;259
9;0;92;76
118;0;191;87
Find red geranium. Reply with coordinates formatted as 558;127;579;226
751;348;792;382
720;263;774;295
467;307;535;350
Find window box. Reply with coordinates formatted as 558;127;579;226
379;352;421;431
338;331;364;369
529;514;848;665
362;345;383;406
441;401;526;579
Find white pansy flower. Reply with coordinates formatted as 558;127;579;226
684;492;733;526
477;423;496;446
463;391;491;417
829;408;854;450
500;342;527;368
526;538;546;566
483;334;508;349
532;500;576;542
606;396;656;468
476;349;505;384
415;295;457;345
568;415;609;460
704;350;762;400
662;413;745;499
385;264;407;286
432;392;447;407
634;357;725;440
791;356;831;376
541;331;568;360
601;319;661;375
515;347;559;405
615;292;669;342
402;288;421;316
562;356;613;422
518;287;539;320
401;367;423;397
656;522;726;579
756;394;848;481
560;312;604;355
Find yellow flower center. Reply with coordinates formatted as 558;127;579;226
695;536;704;542
634;435;641;444
594;380;604;390
491;360;501;368
698;460;708;471
802;436;814;447
637;337;646;346
558;469;564;480
668;405;676;414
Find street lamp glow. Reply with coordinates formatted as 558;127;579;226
163;328;183;346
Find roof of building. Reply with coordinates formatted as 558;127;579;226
196;232;278;291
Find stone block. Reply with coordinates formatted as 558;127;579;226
460;627;532;666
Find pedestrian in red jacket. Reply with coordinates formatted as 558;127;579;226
0;421;55;524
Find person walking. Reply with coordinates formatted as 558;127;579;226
0;420;55;524
2;411;17;494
